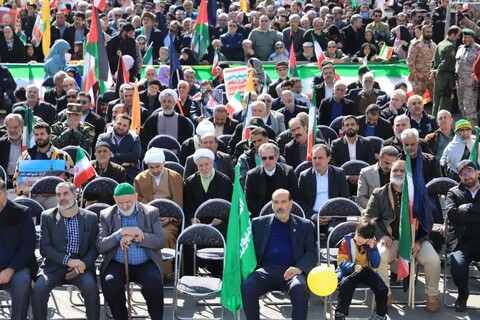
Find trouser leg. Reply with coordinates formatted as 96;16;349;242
336;274;359;316
101;261;128;320
32;271;65;320
377;240;399;295
69;271;100;320
0;268;31;320
415;240;440;297
359;269;388;316
131;261;164;320
287;274;309;320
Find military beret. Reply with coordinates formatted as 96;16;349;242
462;28;475;37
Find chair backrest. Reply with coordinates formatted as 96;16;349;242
80;177;118;207
426;177;458;196
294;161;312;178
317;125;338;145
13;197;45;225
218;134;232;147
367;136;384;154
185;117;195;136
194;198;231;221
148;199;185;233
160;148;180;163
329;116;344;134
61;146;91;163
164;161;185;176
85;203;110;218
326;221;358;267
147;134;182;151
340;160;370;176
0;165;6;181
259;200;306;218
319;197;361;219
30;176;65;196
177;224;225;247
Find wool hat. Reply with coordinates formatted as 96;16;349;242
114;183;135;196
144;147;166;164
95;141;112;151
455;119;472;133
193;148;215;164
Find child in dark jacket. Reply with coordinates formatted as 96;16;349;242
334;217;388;320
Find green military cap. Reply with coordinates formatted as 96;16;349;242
247;116;266;129
66;103;82;114
462;28;475;37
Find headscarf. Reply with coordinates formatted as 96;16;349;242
267;41;289;63
46;39;71;64
179;48;198;65
248;57;271;86
64;66;82;90
157;65;170;86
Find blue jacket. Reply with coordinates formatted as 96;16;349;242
335;233;381;279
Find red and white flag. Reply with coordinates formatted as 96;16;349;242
73;148;96;188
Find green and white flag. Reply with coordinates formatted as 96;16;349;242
143;43;153;65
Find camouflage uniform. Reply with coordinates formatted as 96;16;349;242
431;38;457;117
407;37;436;98
51;121;96;154
456;42;480;127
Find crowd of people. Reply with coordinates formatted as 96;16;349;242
1;0;480;319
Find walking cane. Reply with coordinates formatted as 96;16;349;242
124;241;132;320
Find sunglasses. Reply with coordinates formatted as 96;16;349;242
79;100;89;104
261;156;275;161
67;95;77;98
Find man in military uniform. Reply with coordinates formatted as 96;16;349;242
51;103;96;155
430;26;461;117
456;28;480;128
407;25;436;98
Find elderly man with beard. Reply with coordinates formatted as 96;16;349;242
364;160;440;312
14;85;57;125
141;89;193;149
241;188;316;320
382;115;432;154
405;95;437;139
345;72;385;116
32;182;100;320
277;90;308;129
139;79;164;115
380;89;408;125
97;183;165;320
441;120;480;181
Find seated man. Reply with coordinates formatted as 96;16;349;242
97;183;165;320
241;189;316;320
364;160;440;312
32;182;100;320
446;160;480;312
0;178;37;320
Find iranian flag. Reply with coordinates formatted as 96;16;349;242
83;7;110;93
13;0;26;8
22;107;35;152
93;0;107;11
74;148;96;188
306;88;317;161
226;91;244;115
211;49;219;76
191;0;210;61
241;71;254;140
398;149;414;281
143;43;153;65
312;34;325;67
379;44;394;61
289;38;298;77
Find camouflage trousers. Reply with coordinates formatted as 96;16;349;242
433;72;455;117
411;78;434;99
457;78;478;128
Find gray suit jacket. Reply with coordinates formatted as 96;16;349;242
357;163;381;209
267;111;286;135
39;208;99;274
97;203;165;274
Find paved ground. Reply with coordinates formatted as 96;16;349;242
1;263;479;320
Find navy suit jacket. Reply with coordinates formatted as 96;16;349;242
318;97;356;125
357;115;394;140
252;213;316;274
297;166;349;215
330;135;376;167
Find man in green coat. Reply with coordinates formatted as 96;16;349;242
430;26;461;117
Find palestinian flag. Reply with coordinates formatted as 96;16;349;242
226;91;244;115
289;39;298;77
22;107;34;152
83;7;110;93
306;87;317;161
398;149;414;281
211;49;219;76
73;148;96;188
143;43;153;65
191;0;210;61
379;44;394;61
93;0;106;11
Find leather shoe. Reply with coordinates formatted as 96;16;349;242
425;295;439;312
387;294;393;307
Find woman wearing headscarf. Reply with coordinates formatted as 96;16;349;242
155;46;170;65
157;65;170;86
268;41;289;63
44;39;71;78
393;25;413;60
179;47;198;65
247;57;271;89
351;43;378;63
0;26;28;63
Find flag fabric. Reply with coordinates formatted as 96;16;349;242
412;147;430;238
83;7;110;93
398;149;414;281
73;148;96;188
191;0;210;61
41;0;51;57
422;90;431;105
143;43;154;65
0;1;4;6
379;44;394;61
130;81;141;134
289;37;298;77
226;91;244;115
93;0;106;11
241;71;254;140
211;49;219;76
469;131;480;168
240;0;248;13
115;53;130;95
351;0;357;8
13;0;26;8
312;34;325;67
207;0;217;27
306;87;317;161
169;34;184;89
22;107;35;152
221;165;257;315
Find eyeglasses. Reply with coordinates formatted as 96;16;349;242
67;95;77;98
459;170;475;177
115;14;122;18
261;156;275;161
79;100;89;104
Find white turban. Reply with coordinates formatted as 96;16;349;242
122;55;134;70
144;147;166;164
193;148;215;164
196;120;215;137
159;89;178;103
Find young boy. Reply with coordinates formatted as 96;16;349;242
334;217;388;320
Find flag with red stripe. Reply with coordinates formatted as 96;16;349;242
306;87;317;161
398;149;414;281
73;148;96;188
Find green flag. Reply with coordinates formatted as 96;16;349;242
469;131;480;169
221;165;257;316
143;43;153;65
191;0;210;61
397;149;413;281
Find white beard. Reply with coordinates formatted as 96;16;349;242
390;177;403;187
119;205;135;217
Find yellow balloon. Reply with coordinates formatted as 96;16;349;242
307;266;338;297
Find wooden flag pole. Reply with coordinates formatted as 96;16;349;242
408;219;417;308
